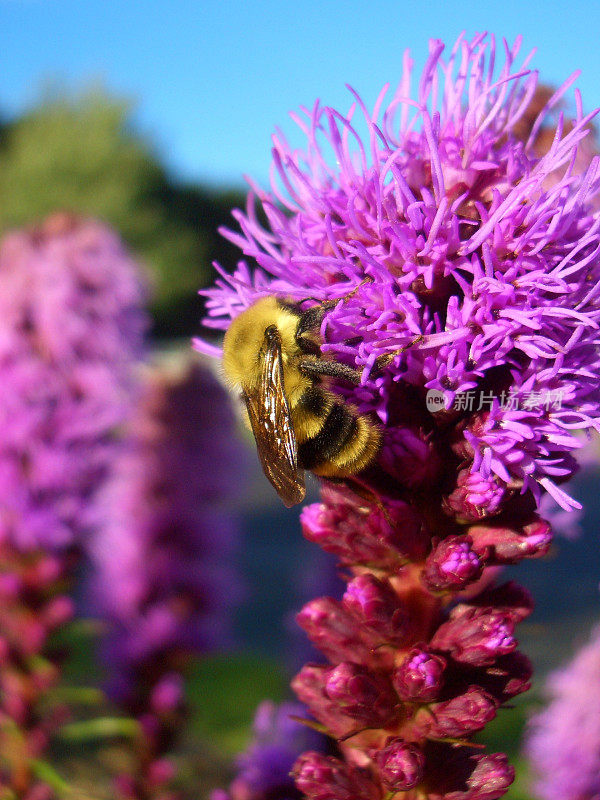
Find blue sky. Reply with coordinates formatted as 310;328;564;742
2;0;600;189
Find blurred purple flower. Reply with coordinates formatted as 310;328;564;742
91;355;244;797
214;701;328;800
0;212;148;551
199;32;600;800
525;624;600;800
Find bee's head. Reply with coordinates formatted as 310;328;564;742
222;296;298;391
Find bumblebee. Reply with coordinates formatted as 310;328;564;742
222;295;381;506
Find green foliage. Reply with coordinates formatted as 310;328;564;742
187;654;289;753
0;88;246;333
476;692;534;800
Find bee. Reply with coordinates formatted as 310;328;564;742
222;294;381;507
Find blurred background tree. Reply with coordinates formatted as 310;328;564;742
0;87;246;337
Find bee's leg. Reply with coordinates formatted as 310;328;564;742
372;335;425;374
297;356;362;385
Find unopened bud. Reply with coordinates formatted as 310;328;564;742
293;752;379;800
325;662;397;726
343;574;408;643
371;738;425;790
393;647;446;702
423;536;482;592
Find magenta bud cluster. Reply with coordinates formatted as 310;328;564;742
0;543;75;795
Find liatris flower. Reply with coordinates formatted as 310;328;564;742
91;355;243;799
525;624;600;800
0;212;148;551
0;213;148;796
213;701;329;800
198;32;600;800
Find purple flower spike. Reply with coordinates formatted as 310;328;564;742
0;213;147;552
200;32;599;800
0;215;147;797
200;33;600;512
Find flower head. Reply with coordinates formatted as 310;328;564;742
200;33;600;512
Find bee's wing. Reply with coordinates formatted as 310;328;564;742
243;325;305;507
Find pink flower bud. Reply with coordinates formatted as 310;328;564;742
393;647;446;701
325;662;397;726
150;673;184;714
42;595;74;630
292;665;353;739
412;686;498;738
490;652;533;700
443;469;505;521
467;581;534;623
30;555;63;588
425;744;514;800
371;738;425;790
21;618;47;656
148;757;176;787
293;752;380;800
343;574;408;643
423;536;483;592
465;752;516;800
301;487;425;567
297;597;374;664
431;607;517;666
468;516;552;563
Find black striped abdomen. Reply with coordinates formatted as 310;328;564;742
296;388;379;477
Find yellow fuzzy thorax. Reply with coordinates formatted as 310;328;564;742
222;296;309;403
